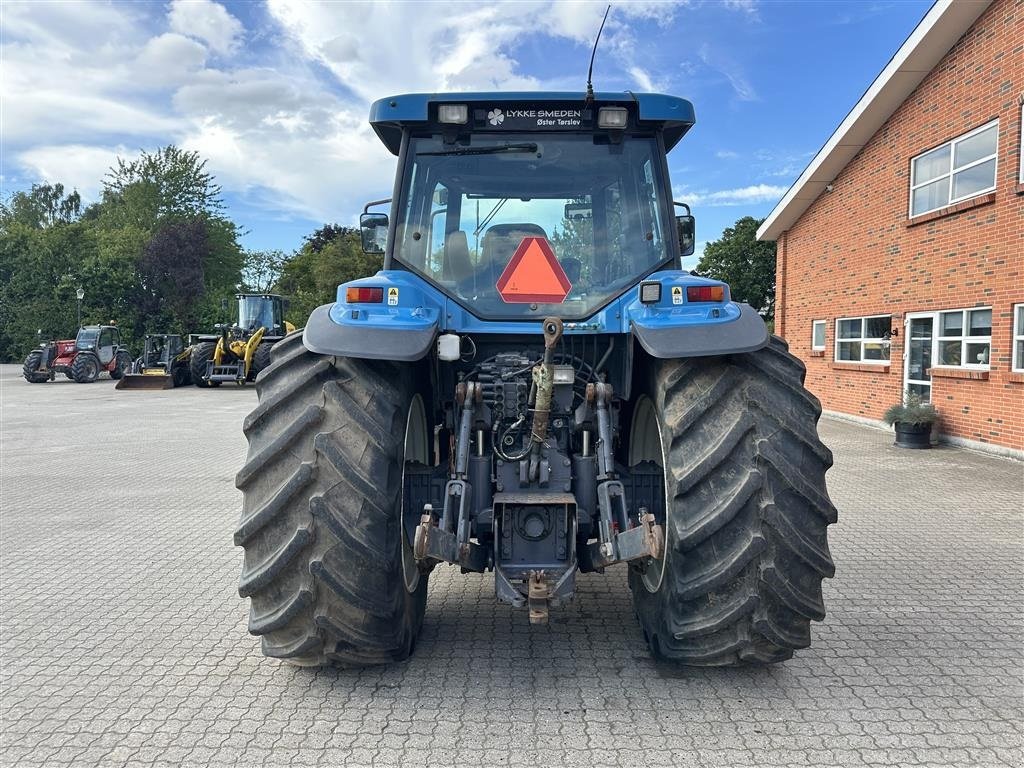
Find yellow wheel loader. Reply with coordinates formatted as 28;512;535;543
190;294;297;388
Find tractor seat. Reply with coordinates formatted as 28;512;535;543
442;231;473;283
479;223;547;279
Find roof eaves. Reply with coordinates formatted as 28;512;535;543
756;0;993;242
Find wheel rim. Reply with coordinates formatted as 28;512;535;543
400;394;428;593
629;395;669;594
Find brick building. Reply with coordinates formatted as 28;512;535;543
758;0;1023;455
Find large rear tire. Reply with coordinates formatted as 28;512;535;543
22;351;48;383
234;332;428;666
70;353;100;383
628;337;836;666
190;342;220;388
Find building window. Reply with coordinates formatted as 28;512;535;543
835;315;891;363
909;120;998;217
1013;304;1024;373
811;320;826;351
1019;104;1024;183
935;307;991;368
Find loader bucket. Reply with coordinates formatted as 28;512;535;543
116;372;173;390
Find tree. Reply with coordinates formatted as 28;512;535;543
137;219;209;332
0;146;244;361
303;223;349;253
277;227;383;322
0;183;82;228
102;146;224;227
242;249;288;292
697;216;776;320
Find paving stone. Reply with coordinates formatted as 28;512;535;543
1;364;1021;767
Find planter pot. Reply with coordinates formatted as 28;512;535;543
893;421;932;449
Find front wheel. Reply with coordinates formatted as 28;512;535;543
234;332;428;666
71;353;100;383
22;351;48;383
190;342;220;388
628;337;836;666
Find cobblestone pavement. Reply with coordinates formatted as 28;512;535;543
1;363;1022;767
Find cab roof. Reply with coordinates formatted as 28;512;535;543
369;91;695;155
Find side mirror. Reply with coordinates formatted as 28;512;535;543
360;212;389;254
676;215;696;257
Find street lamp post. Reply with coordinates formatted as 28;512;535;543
76;287;84;328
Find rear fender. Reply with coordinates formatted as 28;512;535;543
624;272;769;358
303;271;442;361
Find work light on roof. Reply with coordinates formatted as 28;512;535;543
597;107;628;129
438;104;468;124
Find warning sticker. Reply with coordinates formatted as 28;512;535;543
387;287;399;306
495;237;572;304
671;286;683;305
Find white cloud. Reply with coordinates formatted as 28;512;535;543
17;144;130;200
698;44;757;101
716;149;739;160
4;0;698;236
265;1;680;99
674;184;788;207
168;0;243;56
723;0;761;21
134;33;208;86
627;66;669;93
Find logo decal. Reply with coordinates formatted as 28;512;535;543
671;286;683;305
487;109;504;126
387;287;399;306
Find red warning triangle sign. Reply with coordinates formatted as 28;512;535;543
495;237;572;304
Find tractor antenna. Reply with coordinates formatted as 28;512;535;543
585;5;612;103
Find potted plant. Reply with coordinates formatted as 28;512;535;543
883;392;939;449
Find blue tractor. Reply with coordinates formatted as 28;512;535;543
234;92;836;667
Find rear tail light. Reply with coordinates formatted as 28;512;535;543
686;286;725;302
345;287;384;303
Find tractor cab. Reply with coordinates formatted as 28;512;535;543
357;92;698;322
76;325;120;364
140;334;184;368
236;294;287;337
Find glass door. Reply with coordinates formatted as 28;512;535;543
904;313;936;401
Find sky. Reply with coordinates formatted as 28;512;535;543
1;0;934;267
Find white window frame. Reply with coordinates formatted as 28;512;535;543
933;306;992;370
1012;304;1024;373
909;119;999;218
811;320;826;351
834;314;892;365
1019;104;1024;184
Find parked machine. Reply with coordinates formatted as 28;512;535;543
190;294;295;387
115;334;192;390
23;324;132;383
233;91;837;668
